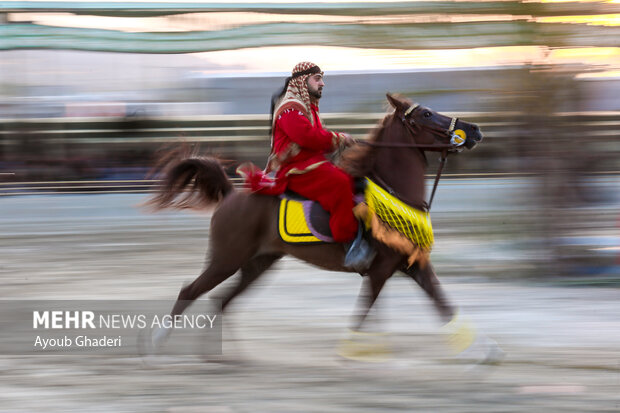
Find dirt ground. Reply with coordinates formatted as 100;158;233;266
1;193;619;412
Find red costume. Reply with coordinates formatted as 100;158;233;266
238;62;358;243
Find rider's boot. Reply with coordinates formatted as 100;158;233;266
344;221;376;272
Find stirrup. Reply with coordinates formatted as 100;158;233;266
344;222;376;272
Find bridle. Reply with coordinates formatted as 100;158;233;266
361;103;466;210
363;103;464;151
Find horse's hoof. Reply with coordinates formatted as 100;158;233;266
138;326;171;359
337;329;392;363
478;336;505;365
442;313;505;366
454;334;505;366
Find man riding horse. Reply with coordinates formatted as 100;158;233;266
239;61;375;271
146;76;503;364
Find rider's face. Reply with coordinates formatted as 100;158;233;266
306;74;325;100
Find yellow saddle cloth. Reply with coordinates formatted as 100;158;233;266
278;197;332;244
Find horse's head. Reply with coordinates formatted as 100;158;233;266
386;93;483;151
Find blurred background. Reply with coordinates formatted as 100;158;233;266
1;2;620;411
0;0;618;279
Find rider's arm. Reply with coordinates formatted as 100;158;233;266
277;109;345;151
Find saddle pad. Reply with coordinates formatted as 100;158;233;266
278;197;333;244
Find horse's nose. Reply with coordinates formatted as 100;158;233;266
472;125;483;142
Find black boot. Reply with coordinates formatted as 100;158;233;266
344;221;376;272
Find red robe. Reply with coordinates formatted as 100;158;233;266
239;104;358;242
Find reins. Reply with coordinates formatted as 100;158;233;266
427;150;448;210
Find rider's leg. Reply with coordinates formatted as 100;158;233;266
343;220;376;272
286;163;357;242
286;163;375;270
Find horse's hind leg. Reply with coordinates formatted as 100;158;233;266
171;259;241;317
169;195;271;317
219;253;282;311
401;263;455;323
147;253;245;351
199;254;282;360
150;251;255;349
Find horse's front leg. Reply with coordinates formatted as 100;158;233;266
400;262;455;323
338;247;404;361
352;247;404;330
402;262;504;364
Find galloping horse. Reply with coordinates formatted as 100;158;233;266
147;93;498;361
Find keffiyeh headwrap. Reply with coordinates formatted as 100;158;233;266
264;62;324;173
270;62;323;129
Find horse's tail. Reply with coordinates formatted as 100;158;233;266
146;148;233;211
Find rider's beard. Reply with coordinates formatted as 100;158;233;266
308;85;322;101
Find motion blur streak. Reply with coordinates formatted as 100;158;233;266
0;1;619;412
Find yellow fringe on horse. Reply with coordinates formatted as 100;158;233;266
354;178;434;268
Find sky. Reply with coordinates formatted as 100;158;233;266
3;0;620;78
188;45;620;78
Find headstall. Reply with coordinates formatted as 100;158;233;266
361;103;467;210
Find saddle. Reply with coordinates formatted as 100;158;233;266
278;193;333;244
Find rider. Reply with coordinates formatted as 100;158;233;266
240;61;374;271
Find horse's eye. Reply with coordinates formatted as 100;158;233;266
423;111;432;118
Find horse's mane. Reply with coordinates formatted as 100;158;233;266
337;112;391;178
337;121;380;177
338;94;414;177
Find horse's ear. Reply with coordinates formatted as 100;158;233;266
386;93;405;111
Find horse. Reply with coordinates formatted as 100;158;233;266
146;93;500;362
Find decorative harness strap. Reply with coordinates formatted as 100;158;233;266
403;103;419;117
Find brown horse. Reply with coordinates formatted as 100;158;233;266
147;93;499;362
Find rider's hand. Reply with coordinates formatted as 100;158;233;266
340;133;356;147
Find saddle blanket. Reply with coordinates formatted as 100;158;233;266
278;195;333;244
